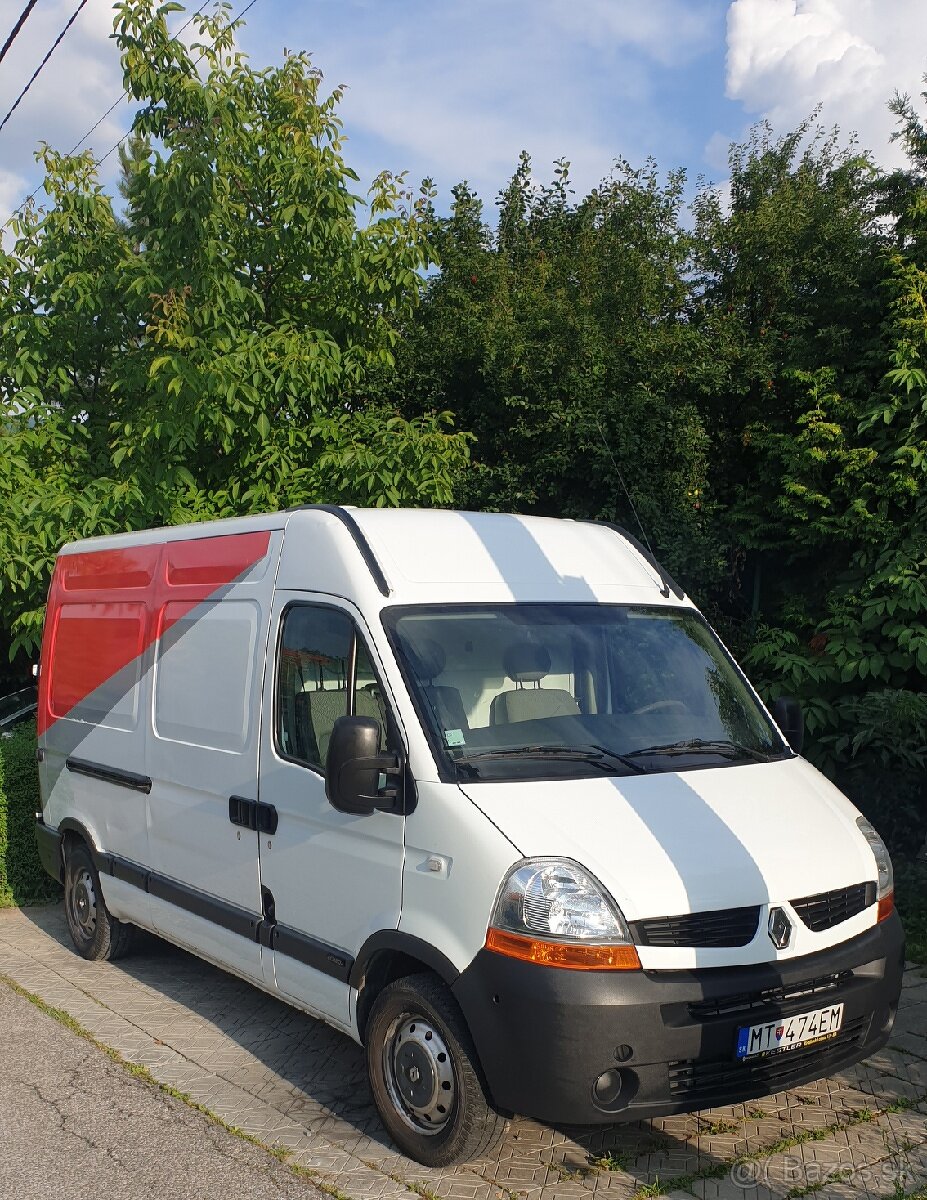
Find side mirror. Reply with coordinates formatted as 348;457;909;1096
325;715;401;815
771;695;804;754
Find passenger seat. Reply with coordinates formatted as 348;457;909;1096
405;638;469;735
490;643;580;724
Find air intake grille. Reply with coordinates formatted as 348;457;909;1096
668;1016;868;1104
631;906;760;948
791;883;875;932
688;971;852;1022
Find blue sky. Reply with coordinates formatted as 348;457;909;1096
1;0;925;229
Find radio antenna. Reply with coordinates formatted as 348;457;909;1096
593;413;654;555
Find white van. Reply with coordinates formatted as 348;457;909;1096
34;507;903;1165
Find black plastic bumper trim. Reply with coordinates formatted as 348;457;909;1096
453;914;905;1126
34;818;63;884
65;757;152;795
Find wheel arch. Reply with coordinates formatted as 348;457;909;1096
352;931;461;1042
58;817;115;882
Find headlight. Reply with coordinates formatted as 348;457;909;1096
486;858;641;970
857;817;894;900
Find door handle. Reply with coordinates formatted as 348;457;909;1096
229;795;279;835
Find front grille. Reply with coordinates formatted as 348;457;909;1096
791;882;876;932
668;1015;868;1104
688;970;852;1021
632;906;761;948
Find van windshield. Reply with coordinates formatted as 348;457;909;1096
385;604;789;782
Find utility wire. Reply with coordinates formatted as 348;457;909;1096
0;0;40;67
1;0;256;233
0;0;88;135
69;0;211;156
96;0;258;166
593;413;655;554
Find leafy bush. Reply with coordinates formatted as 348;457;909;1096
895;861;927;965
0;721;59;907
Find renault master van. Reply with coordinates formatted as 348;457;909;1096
34;507;904;1165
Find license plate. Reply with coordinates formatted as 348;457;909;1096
735;1003;844;1060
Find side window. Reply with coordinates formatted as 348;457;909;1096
276;606;386;771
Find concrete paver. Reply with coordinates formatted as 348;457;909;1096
1;905;925;1200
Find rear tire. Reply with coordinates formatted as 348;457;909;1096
63;842;134;961
365;972;507;1166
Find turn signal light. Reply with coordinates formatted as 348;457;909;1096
877;890;895;922
485;928;641;970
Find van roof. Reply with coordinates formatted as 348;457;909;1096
59;507;685;606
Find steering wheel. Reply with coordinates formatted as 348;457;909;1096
632;700;688;716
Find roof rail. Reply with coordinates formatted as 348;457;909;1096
290;505;391;597
586;522;685;600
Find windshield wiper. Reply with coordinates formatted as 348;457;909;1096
454;744;649;774
624;738;778;763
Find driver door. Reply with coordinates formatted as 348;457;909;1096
257;595;405;1028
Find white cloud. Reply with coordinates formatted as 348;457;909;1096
725;0;927;167
0;1;126;176
244;0;720;202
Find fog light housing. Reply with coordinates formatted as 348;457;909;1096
592;1068;624;1108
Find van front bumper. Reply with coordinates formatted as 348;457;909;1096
452;914;905;1125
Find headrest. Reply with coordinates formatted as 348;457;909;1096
504;642;550;684
405;637;446;682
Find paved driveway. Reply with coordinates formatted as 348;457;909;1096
0;906;924;1200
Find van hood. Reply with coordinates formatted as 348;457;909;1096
458;756;876;925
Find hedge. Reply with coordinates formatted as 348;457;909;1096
0;720;60;906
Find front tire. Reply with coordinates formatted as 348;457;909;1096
64;841;134;961
365;973;507;1166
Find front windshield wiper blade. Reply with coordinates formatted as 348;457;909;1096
624;738;778;763
454;744;649;774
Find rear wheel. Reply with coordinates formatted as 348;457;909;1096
64;842;134;961
365;973;507;1166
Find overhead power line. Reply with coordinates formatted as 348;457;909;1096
0;0;41;67
93;0;260;166
69;0;211;156
0;0;89;135
1;0;259;232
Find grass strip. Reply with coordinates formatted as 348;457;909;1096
0;972;354;1200
628;1095;927;1200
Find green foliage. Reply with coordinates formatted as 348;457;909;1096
895;861;927;964
0;722;59;907
0;0;470;657
386;154;723;586
0;1;924;864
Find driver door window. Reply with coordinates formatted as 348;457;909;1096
276;605;384;771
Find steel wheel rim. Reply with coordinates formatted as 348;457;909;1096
381;1012;456;1136
69;867;98;940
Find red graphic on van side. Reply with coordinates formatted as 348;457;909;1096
38;531;271;735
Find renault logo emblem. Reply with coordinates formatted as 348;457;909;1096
768;907;792;950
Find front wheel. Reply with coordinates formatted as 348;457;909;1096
64;841;134;961
365;973;507;1166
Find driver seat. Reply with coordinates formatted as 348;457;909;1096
490;643;581;724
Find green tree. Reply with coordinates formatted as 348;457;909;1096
720;110;927;847
690;117;889;618
0;0;470;657
386;153;721;588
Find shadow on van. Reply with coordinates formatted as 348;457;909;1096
14;904;738;1191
